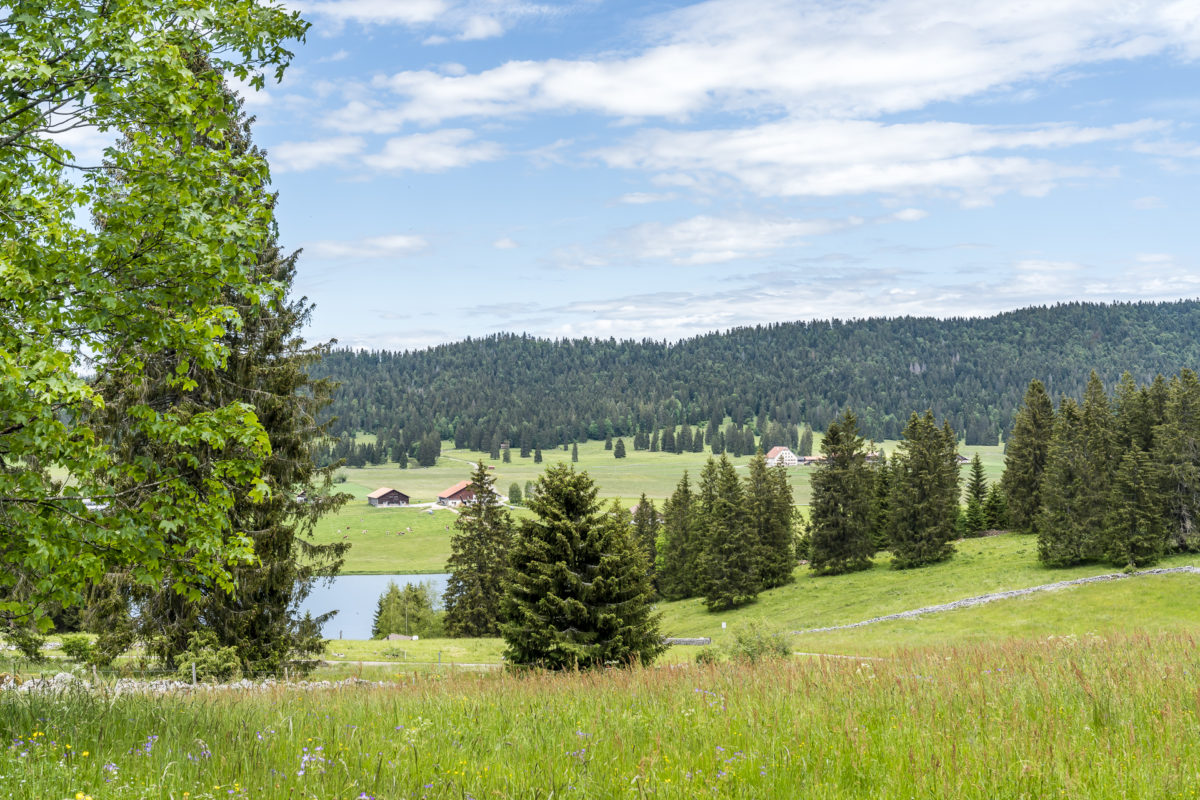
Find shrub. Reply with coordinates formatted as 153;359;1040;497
1;625;46;662
173;630;242;683
59;635;95;664
725;622;791;664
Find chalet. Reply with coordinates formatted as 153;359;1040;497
367;487;410;507
437;480;475;507
765;446;799;467
798;455;825;466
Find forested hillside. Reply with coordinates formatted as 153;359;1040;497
313;301;1200;448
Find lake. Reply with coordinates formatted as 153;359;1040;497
299;573;450;640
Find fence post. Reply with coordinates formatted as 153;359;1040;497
192;663;197;685
438;650;441;665
284;666;289;683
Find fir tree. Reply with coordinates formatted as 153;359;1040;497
888;412;959;569
373;581;441;638
501;465;663;669
614;438;627;458
502;444;512;463
534;448;543;463
745;453;797;587
604;433;613;450
679;424;693;453
444;462;513;637
1078;371;1116;560
870;451;893;553
490;433;501;461
807;411;874;575
962;454;988;536
656;473;702;600
692;427;706;452
1001;379;1054;534
697;455;759;610
662;426;676;454
571;442;579;462
508;483;523;505
650;430;659;452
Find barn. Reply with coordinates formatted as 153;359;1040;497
367;487;410;507
437;480;475;507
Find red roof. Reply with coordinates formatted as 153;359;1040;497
438;480;473;499
765;446;791;459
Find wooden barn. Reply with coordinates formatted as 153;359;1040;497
437;480;475;507
367;487;410;507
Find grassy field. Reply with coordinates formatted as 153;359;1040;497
318;438;1008;574
6;632;1200;799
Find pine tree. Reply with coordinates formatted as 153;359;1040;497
444;462;513;637
571;442;579;462
697;455;759;610
1001;379;1055;534
604;433;613;451
807;411;874;575
745;452;797;587
656;473;702;600
501;465;663;669
490;433;501;460
650;430;659;452
692;427;706;452
613;438;627;458
1103;447;1165;568
962;454;988;536
888;412;960;569
1038;398;1088;567
502;444;512;463
679;424;693;453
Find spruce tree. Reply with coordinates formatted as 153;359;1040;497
888;412;959;569
692;427;706;452
745;453;797;587
1001;379;1055;534
1037;398;1088;567
799;424;814;457
1103;447;1165;568
534;448;543;463
1154;369;1200;552
501;465;663;669
632;494;660;578
870;451;893;553
679;424;693;453
604;433;613;450
1078;371;1116;560
984;484;1009;530
962;454;988;536
697;455;759;610
662;426;676;454
571;441;579;462
650;430;659;452
373;581;441;638
508;482;522;505
502;444;512;463
807;411;874;575
613;438;627;458
656;473;702;600
444;462;513;637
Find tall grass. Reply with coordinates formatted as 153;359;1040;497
3;632;1199;799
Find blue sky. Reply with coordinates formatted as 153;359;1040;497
229;0;1200;349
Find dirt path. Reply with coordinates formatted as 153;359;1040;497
791;565;1200;635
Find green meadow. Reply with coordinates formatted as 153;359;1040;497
6;631;1200;800
318;438;1007;574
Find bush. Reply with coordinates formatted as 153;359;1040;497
59;635;95;664
174;630;242;683
726;622;791;664
1;625;46;662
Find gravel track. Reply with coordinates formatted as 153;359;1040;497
791;565;1200;635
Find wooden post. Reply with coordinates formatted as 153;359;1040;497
192;663;197;685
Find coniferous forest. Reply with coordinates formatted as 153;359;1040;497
312;301;1200;450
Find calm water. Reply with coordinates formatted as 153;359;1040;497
299;573;450;640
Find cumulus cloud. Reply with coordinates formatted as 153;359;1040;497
270;136;365;173
299;0;563;41
362;129;502;171
306;234;429;259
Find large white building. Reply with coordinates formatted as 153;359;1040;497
765;446;799;467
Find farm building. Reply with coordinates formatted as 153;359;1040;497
437;480;475;507
765;446;799;467
367;487;410;507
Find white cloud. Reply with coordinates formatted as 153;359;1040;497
341;0;1200;126
1134;195;1167;209
593;119;1159;202
306;234;429;259
362;129;503;171
493;237;520;249
458;15;504;40
625;215;857;265
616;192;677;205
269;136;365;173
299;0;450;27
